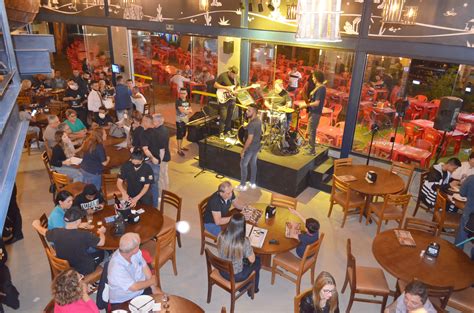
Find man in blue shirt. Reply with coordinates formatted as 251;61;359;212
114;75;133;121
455;175;474;258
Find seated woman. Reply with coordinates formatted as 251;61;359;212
288;208;320;258
217;213;261;294
50;130;84;183
64;109;87;141
48;190;74;230
300;271;339;313
51;269;99;313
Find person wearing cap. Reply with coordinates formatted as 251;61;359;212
196;66;214;84
73;184;105;212
117;148;154;206
214;65;240;138
32;207;106;275
288;208;320;258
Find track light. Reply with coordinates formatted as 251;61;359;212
258;1;264;12
267;2;275;11
249;1;253;11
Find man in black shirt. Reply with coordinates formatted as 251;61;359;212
130;113;144;149
214;66;240;137
153;113;171;196
32;207;106;275
203;181;246;236
142;115;161;207
63;79;88;125
73;184;105;212
117;149;154;206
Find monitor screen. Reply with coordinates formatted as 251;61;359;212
111;64;121;74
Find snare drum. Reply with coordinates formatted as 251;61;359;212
268;112;287;128
258;110;269;124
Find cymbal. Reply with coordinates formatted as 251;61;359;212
264;96;281;99
276;107;295;113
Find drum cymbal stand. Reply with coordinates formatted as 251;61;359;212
194;109;211;178
293;107;307;145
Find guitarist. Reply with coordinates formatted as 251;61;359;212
214;66;240;138
298;70;326;155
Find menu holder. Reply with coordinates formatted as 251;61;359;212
337;175;357;183
245;223;267;248
242;206;263;224
285;222;301;239
394;230;416;247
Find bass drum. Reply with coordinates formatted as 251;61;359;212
237;125;248;146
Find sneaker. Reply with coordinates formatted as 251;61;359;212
177;150;185;157
249;183;257;189
236;184;248;191
304;150;316;156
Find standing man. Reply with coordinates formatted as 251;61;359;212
214;66;240;138
3;184;23;245
141;115;161;207
300;70;326;155
175;88;193;156
153;113;171;196
63;79;87;126
115;76;133;121
117;149;154;206
455;174;474;258
131;86;147;114
287;65;302;92
87;80;103;115
238;104;262;191
50;70;67;89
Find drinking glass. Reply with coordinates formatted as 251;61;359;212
162;294;170;312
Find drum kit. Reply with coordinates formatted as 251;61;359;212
237;95;304;155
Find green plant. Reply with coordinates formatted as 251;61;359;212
425;68;460;99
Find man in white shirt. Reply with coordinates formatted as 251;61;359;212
108;233;157;306
287;66;302;92
87;81;103;113
384;281;436;313
169;70;190;94
452;152;474;186
131;86;147;114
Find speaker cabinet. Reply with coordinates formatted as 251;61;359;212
223;40;234;54
433;96;463;132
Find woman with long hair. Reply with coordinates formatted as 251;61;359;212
52;269;99;313
217;213;261;293
79;129;110;190
48;190;74;230
300;271;339;313
50;130;83;183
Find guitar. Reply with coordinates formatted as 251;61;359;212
216;84;260;104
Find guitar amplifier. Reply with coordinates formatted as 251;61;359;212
235;90;255;107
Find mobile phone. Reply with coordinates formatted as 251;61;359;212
31;109;37;117
104;215;116;224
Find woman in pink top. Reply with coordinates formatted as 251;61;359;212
52;269;99;313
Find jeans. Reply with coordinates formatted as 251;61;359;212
146;161;160;208
159;161;169;197
240;149;258;186
204;223;222;237
116;108;132;121
80;169;102;190
218;100;235;133
455;206;474;248
52;165;84;183
308;113;321;151
220;256;261;291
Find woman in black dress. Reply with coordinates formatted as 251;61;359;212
300;271;339;313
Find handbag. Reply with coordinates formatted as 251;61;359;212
109;123;126;138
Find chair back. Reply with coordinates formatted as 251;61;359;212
159;189;182;222
44;139;53;159
427;284;453;310
45;247;71;279
390;162;415;194
319;116;331;127
403;217;438;236
270;193;298;210
205;248;236;289
388;132;405;144
294;288;313;313
383;194;411;217
332;175;351;201
346;239;357;290
332;104;343;123
41;151;54;182
414;139;433;153
198;196;212;234
433;192;448;229
299;233;325;273
43;299;55;313
334;157;352;175
52;171;72;190
417;171;429;200
415;94;428;102
154;227;176;275
37;213;50;249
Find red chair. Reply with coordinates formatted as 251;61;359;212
403;122;422;144
390;85;401;104
332;104;343;125
360;107;376;129
388;132;405;144
405;104;421;120
319;116;331;127
170;82;179;99
414;94;428;102
427;99;441;121
423;128;442;155
414;139;433;152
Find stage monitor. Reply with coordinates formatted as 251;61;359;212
111;63;121;74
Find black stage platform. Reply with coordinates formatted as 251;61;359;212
198;136;329;197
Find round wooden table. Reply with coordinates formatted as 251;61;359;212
114;294;204;313
103;137;131;170
372;229;474;290
87;204;163;250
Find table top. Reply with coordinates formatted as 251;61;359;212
88;204;163;250
458;112;474;124
372;141;431;160
408;99;438;109
410;119;465;137
372;229;474;290
318;126;343;138
114;294;204;313
336;164;405;196
103;137;131;169
246;203;301;256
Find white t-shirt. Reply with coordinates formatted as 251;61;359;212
87;90;103;112
131;92;147;113
452;161;474;182
288;71;302;88
170;74;190;91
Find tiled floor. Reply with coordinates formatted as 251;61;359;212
4;105;466;312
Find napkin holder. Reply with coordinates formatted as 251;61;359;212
425;242;440;258
365;171;377;184
265;206;276;219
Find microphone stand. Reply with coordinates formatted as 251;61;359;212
194;104;211;178
366;124;379;165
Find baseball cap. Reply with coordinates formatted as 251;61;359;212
228;66;239;74
64;207;85;223
83;184;98;196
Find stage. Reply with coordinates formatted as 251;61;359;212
198;136;329;197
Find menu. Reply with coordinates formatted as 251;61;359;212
337;175;357;182
394;230;416;247
242;206;263;224
245;223;267;248
285;222;302;239
68;157;83;165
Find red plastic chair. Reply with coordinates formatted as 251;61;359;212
427;99;441;121
403;122;422;144
414;94;428;102
423;128;442;155
319;116;331;127
332;104;343;126
388;132;405;144
414;139;433;152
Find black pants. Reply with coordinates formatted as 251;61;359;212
6;184;22;239
218;99;235;133
220;256;261;291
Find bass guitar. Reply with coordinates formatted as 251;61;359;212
216;84;260;104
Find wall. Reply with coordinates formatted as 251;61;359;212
217;36;241;77
111;26;132;79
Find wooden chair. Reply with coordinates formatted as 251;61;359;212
342;239;390;313
390;162;415;194
294;288;312;313
25;130;40;155
159;190;183;248
101;173;121;203
42;299;55;313
205;248;256;313
221;307;227;313
44;139;53;159
328;175;365;228
333;157;352;175
270;193;298;210
52;171;72;191
447;287;474;313
403;217;438;236
412;171;430;217
432;192;460;237
199;196;217;255
151;226;178;289
271;233;325;295
367;194;411;234
35;213;55;279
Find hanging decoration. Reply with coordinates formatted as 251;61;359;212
287;2;297;20
120;0;136;9
295;0;342;42
402;5;418;25
381;0;405;23
199;0;209;11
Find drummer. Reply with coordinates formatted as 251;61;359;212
264;79;293;129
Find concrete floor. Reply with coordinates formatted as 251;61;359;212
4;102;465;312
